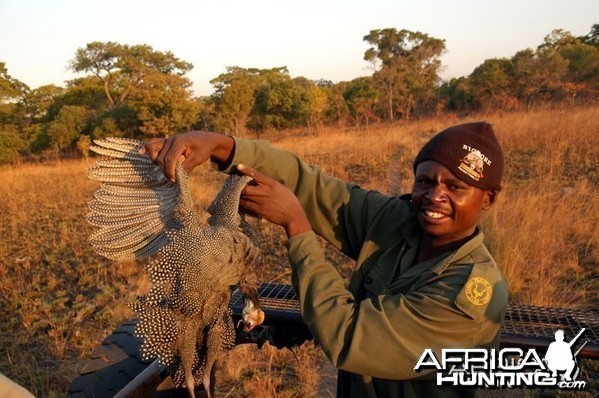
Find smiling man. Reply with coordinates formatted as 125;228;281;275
145;121;508;398
410;122;502;264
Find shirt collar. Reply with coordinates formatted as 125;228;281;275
430;228;485;274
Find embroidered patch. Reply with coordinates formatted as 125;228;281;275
458;150;485;181
465;277;493;306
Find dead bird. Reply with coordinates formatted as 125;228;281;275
86;137;264;397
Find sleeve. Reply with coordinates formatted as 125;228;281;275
218;137;388;259
287;231;508;380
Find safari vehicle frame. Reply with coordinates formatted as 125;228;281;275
67;283;599;397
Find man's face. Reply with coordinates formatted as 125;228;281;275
411;161;495;247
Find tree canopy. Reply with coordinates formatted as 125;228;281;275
364;28;446;120
70;41;193;109
0;22;597;162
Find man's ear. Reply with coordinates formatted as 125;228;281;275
482;190;499;210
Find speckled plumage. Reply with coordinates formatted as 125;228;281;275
86;137;261;397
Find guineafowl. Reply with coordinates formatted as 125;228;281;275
86;137;264;398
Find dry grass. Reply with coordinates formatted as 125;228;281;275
218;343;332;397
0;105;597;396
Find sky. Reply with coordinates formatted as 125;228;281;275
1;0;597;96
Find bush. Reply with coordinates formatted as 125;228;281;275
0;131;26;163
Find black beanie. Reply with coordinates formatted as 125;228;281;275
413;122;504;190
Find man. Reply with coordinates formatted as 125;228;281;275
143;121;508;397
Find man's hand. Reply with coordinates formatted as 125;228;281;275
238;164;312;238
141;131;234;181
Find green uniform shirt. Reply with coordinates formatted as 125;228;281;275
221;138;509;398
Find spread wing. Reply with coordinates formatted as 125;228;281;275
207;174;253;230
86;137;196;261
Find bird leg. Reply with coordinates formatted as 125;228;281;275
178;319;204;398
202;325;220;398
202;308;235;398
186;373;196;398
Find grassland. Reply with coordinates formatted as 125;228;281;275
0;105;597;396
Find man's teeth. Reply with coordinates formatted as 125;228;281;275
425;210;445;219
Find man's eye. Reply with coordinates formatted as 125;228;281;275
449;183;468;190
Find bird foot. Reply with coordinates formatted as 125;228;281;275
241;307;265;332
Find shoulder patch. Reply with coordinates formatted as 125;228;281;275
464;277;493;306
454;263;507;320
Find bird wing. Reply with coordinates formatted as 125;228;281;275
207;174;253;230
86;137;195;261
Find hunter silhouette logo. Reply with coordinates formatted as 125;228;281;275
544;328;587;382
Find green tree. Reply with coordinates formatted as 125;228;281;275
343;77;380;125
511;48;568;107
439;77;476;112
0;62;28;126
69;42;198;137
580;23;599;47
209;67;300;134
363;28;445;120
194;97;216;132
129;72;200;136
547;28;599;95
0;130;26;163
467;27;597;109
0;62;27;101
209;67;265;134
90;117;122;139
17;84;64;123
70;42;192;109
12;85;64;142
307;84;328;129
46;105;89;151
469;58;515;109
289;76;316;127
0;63;29;161
322;81;350;126
253;74;313;130
61;77;107;111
